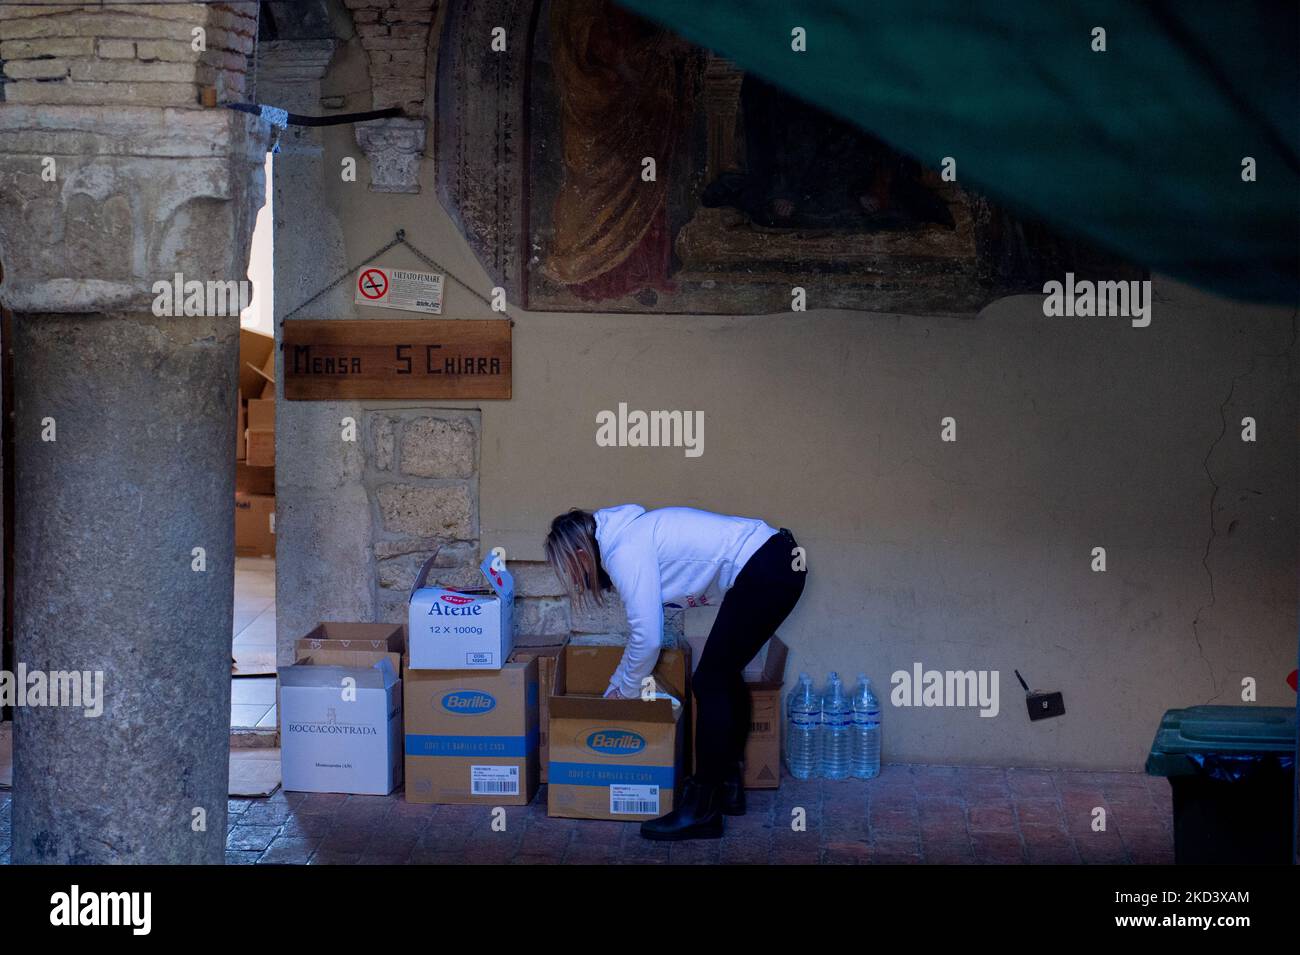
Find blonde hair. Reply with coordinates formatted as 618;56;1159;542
544;509;610;608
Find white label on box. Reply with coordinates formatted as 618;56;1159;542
610;784;659;815
466;651;494;666
354;265;444;314
471;765;519;796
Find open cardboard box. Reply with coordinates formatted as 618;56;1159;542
278;656;403;795
547;643;691;821
408;552;514;669
403;655;539;805
691;634;788;789
294;622;405;674
239;327;275;400
508;634;568;783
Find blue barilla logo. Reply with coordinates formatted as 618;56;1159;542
587;729;645;755
441;691;496;714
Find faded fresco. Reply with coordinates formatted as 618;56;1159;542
437;0;1138;315
526;0;1139;313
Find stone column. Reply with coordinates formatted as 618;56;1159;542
0;3;266;863
256;37;378;669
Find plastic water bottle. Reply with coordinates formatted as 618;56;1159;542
820;672;852;779
785;672;821;779
851;674;881;778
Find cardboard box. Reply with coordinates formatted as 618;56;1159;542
295;622;405;675
403;657;539;805
692;635;788;789
547;644;690;821
236;387;246;461
279;657;403;795
235;492;275;557
246;397;274;431
245;429;274;468
236;462;274;496
685;630;770;682
252;349;275;399
239;327;274;402
408;552;514;669
245;396;275;468
508;634;568;782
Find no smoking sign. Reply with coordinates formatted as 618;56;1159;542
358;268;388;300
354;265;444;314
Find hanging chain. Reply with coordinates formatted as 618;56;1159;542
278;230;499;326
395;232;497;312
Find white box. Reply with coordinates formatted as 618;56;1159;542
409;551;515;670
278;657;403;795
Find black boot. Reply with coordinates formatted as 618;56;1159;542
640;777;724;841
721;763;746;816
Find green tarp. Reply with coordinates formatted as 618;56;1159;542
616;0;1299;303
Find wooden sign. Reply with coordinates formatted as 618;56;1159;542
281;319;511;400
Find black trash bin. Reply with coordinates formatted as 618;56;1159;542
1145;705;1296;864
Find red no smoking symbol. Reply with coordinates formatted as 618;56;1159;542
358;268;388;300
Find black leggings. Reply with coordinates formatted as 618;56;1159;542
693;528;806;784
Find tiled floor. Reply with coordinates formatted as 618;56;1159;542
232;557;276;729
0;764;1178;865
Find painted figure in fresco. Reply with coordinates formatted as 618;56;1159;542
540;0;696;302
703;74;955;231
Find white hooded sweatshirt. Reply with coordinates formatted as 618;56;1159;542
594;504;778;699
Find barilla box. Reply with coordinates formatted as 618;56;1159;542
403;656;539;804
507;634;569;783
692;635;788;789
547;644;691;821
278;656;403;796
295;622;405;674
408;552;514;669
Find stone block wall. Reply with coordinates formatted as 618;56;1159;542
357;407;660;645
366;408;480;622
0;1;257;107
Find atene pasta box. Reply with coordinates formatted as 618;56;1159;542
408;551;514;669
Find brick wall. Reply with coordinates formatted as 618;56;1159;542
0;1;257;107
341;0;436;114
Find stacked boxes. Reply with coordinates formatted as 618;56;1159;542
403;659;539;805
409;552;514;668
245;395;275;468
235;328;275;556
404;552;539;804
278;623;407;796
295;622;404;674
235;492;275;557
692;635;789;789
547;644;691;821
508;634;568;783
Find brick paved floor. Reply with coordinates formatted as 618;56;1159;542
0;764;1176;864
